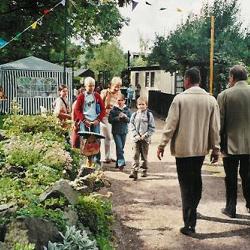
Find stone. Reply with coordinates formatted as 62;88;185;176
39;179;79;205
3;218;62;250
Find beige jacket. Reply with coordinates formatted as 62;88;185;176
217;81;250;155
158;86;220;157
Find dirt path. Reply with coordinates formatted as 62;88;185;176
101;116;250;250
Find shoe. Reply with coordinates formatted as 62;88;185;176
103;159;112;164
221;208;236;218
129;172;138;180
111;159;116;162
180;227;195;236
246;207;250;213
141;171;147;177
119;165;125;171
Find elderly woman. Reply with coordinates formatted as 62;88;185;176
100;76;122;163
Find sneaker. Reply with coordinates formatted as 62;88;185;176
129;172;138;180
180;227;195;236
141;171;147;177
119;165;125;171
221;208;236;218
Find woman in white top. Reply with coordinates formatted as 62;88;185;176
53;84;71;125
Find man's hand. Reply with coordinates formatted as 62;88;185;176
135;135;141;141
92;119;100;126
157;148;164;160
210;148;219;164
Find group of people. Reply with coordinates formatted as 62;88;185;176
157;65;250;236
53;76;155;179
53;65;250;237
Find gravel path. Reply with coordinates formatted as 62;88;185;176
101;115;250;250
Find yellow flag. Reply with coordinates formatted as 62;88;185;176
177;8;183;12
31;21;38;30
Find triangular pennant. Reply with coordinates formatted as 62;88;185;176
145;1;151;5
177;8;183;12
31;21;38;29
37;19;43;26
60;0;66;6
43;9;50;15
160;7;167;11
0;38;7;47
132;0;139;11
13;33;21;41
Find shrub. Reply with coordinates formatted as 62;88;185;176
76;195;113;249
47;226;98;250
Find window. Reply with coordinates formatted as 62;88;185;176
135;72;139;86
17;77;57;97
175;74;184;94
145;72;150;87
150;72;155;87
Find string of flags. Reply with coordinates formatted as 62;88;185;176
0;0;66;50
131;0;183;12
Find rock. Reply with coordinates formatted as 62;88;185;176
77;166;96;178
39;179;79;205
3;218;61;250
63;207;78;226
0;202;17;218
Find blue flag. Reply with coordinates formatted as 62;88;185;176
0;38;7;47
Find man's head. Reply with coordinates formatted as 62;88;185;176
184;67;201;89
229;65;248;87
84;77;95;93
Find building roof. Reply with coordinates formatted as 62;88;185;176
74;68;94;77
0;56;66;71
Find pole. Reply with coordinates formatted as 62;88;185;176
127;50;131;85
63;0;68;85
209;15;215;95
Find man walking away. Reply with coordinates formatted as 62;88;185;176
217;65;250;218
157;67;220;236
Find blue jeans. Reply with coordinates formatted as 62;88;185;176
79;122;101;163
113;133;126;167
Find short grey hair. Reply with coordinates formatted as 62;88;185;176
84;77;95;86
229;65;248;81
111;76;122;86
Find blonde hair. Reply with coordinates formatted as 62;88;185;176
84;77;95;86
117;93;125;100
111;76;122;87
137;96;148;105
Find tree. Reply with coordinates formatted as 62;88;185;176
0;0;127;64
88;40;127;80
148;0;250;94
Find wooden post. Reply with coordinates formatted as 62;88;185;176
209;15;215;95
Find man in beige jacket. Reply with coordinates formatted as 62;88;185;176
157;67;220;236
217;65;250;218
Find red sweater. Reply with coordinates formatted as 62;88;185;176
74;92;106;122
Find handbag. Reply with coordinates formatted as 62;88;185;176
80;135;100;156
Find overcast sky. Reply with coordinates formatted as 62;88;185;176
118;0;250;53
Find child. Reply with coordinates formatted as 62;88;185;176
108;94;131;170
129;97;155;180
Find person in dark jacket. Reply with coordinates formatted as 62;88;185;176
108;94;131;170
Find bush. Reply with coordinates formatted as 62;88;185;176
47;226;98;250
76;195;113;249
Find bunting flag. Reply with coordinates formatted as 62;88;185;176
0;0;66;50
160;7;167;11
177;8;183;12
31;21;38;29
0;38;7;48
61;0;66;6
145;1;152;5
132;0;139;11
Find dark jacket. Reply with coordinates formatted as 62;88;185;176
108;106;131;134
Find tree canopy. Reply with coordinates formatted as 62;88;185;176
148;0;250;94
88;39;126;80
0;0;127;64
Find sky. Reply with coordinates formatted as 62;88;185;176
118;0;250;53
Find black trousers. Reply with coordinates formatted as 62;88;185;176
176;156;205;229
223;155;250;213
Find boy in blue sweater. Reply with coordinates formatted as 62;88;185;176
108;94;131;170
